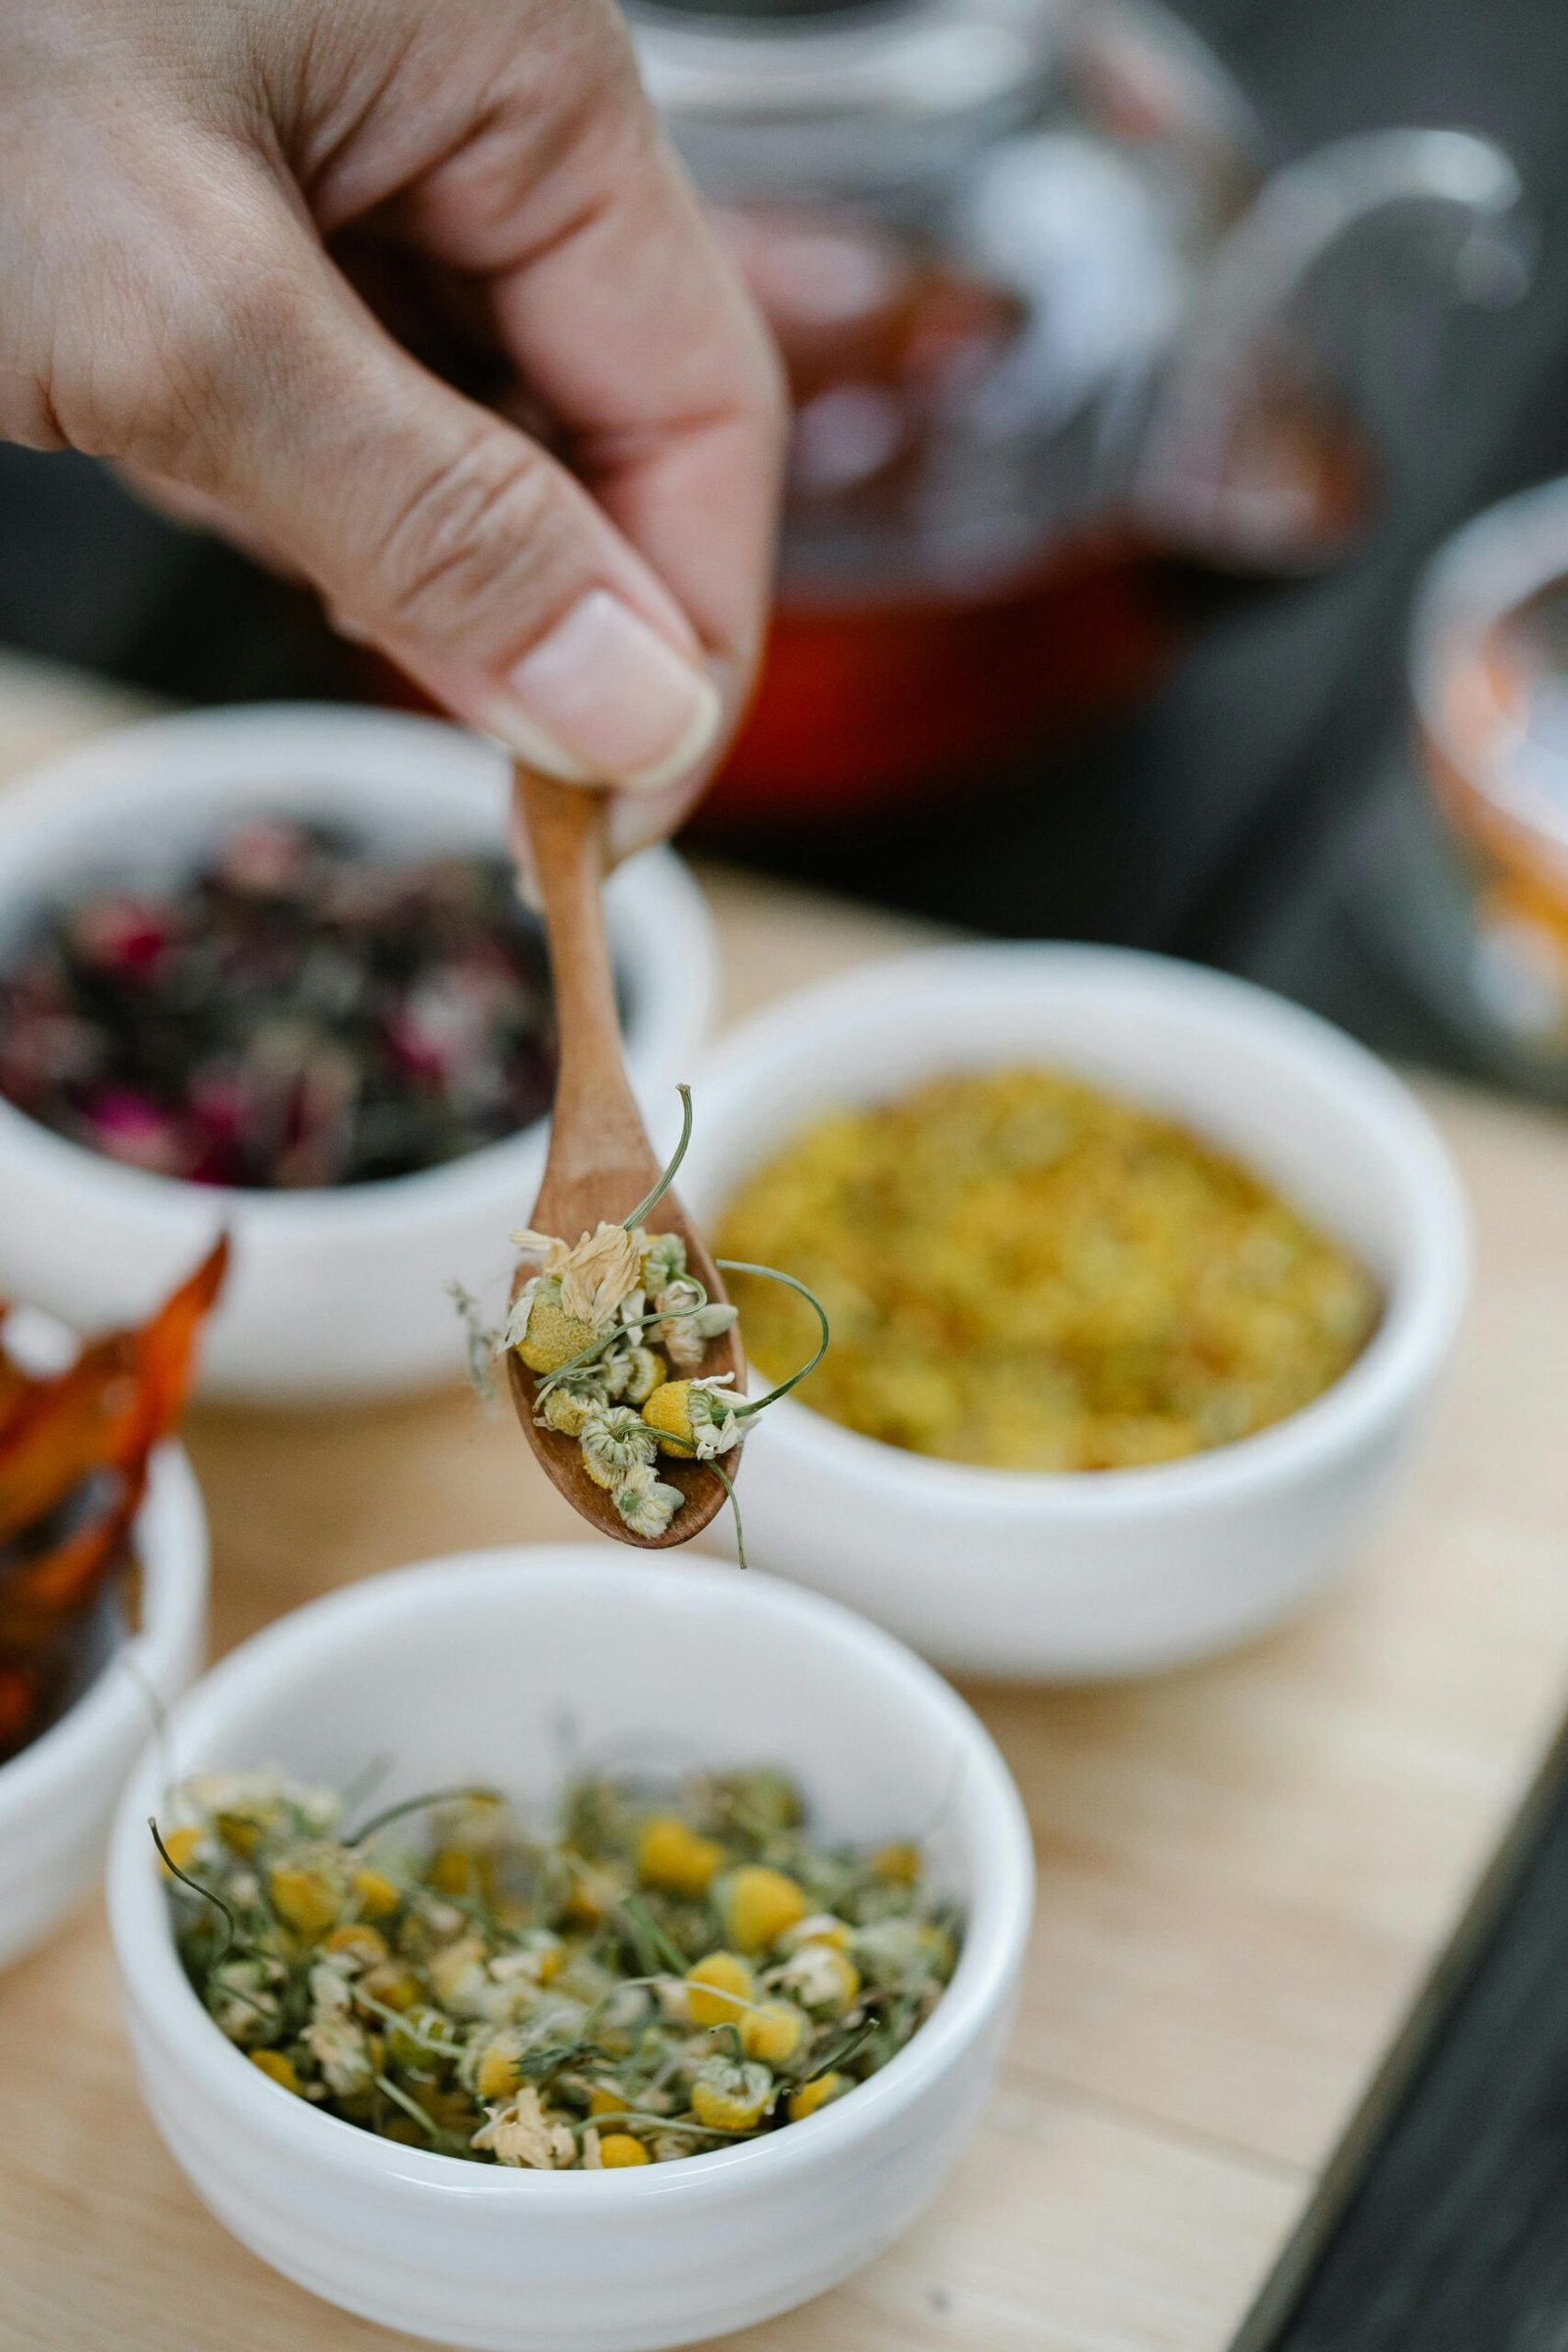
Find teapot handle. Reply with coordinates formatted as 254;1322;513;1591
1140;129;1530;570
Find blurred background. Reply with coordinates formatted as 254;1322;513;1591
6;0;1568;1085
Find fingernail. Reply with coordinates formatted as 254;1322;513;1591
487;589;723;792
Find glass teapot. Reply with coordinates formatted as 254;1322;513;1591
626;0;1529;831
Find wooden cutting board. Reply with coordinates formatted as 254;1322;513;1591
3;653;1568;2352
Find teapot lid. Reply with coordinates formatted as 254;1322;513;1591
627;0;1063;199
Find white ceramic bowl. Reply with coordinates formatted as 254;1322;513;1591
0;1415;207;1970
0;706;715;1402
108;1546;1033;2352
685;945;1471;1679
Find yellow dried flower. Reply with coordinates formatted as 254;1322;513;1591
269;1861;342;1939
510;1222;644;1330
359;1960;420;2013
641;1379;741;1462
476;2036;524;2102
718;1066;1380;1472
471;2084;576;2171
158;1825;203;1877
598;2132;651;2168
784;1912;852;1952
870;1841;923;1886
322;1922;388;1970
351;1866;401;1919
691;2055;772;2132
562;1859;619;1929
514;1286;602;1377
429;1847;482;1898
248;2048;300;2095
740;1999;807;2066
778;1942;859;2016
637;1815;724;1898
720;1865;808;1954
786;2071;851;2123
684;1951;756;2026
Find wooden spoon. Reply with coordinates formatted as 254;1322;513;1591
506;764;742;1545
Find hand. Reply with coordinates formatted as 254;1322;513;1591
0;0;785;857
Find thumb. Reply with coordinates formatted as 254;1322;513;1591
155;198;724;796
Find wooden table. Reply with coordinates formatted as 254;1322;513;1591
4;653;1568;2352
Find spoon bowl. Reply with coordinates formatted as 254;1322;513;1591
507;767;742;1545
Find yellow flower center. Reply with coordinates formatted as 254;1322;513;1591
636;1815;724;1897
640;1382;697;1454
721;1865;808;1954
684;1951;756;2026
517;1296;601;1376
786;2071;850;2123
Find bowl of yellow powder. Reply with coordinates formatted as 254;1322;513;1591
687;947;1468;1677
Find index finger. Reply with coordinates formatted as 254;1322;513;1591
393;76;786;700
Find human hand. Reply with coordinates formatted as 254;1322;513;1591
0;0;784;857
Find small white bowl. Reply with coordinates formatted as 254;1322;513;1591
0;706;715;1402
0;1357;208;1968
108;1546;1033;2352
685;945;1471;1679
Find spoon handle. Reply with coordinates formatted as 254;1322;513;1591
514;765;648;1191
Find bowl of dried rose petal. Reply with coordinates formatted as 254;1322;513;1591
107;1545;1033;2352
686;945;1470;1678
0;705;714;1401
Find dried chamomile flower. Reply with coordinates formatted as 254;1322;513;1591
640;1230;688;1292
208;1957;283;2045
540;1386;599;1439
184;1766;340;1844
787;2071;851;2122
611;1462;686;1540
775;1941;860;2016
579;1406;660;1493
483;1089;830;1558
305;2011;376;2097
600;1343;664;1407
472;2084;577;2170
510;1222;645;1332
641;1376;742;1462
651;1279;741;1372
691;2054;773;2132
161;1758;955;2171
504;1274;603;1378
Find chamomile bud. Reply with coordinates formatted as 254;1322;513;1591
579;1406;659;1491
741;1999;808;2066
720;1865;808;1954
514;1281;602;1377
612;1463;684;1541
786;2071;852;2122
249;2048;301;2095
541;1382;606;1438
637;1815;724;1898
776;1941;860;2016
269;1855;345;1940
684;1951;756;2026
691;2055;772;2132
641;1378;742;1462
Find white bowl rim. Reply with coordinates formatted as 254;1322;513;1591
0;1443;207;1826
695;941;1471;1518
0;703;713;1230
109;1544;1035;2205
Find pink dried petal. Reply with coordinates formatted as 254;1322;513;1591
80;1088;189;1177
70;897;176;976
